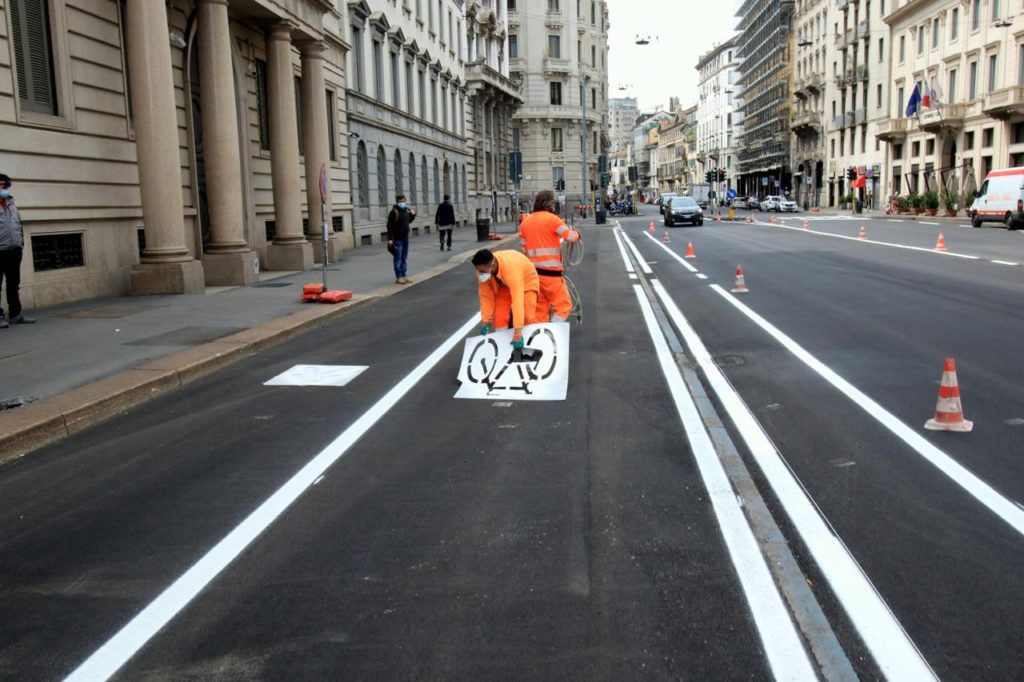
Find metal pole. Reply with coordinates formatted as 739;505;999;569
581;74;588;218
321;202;328;289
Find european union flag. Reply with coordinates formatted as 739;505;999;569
905;84;922;118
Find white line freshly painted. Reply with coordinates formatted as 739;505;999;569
65;314;482;682
640;231;700;273
631;284;817;681
650;280;935;679
619;228;654;274
696;273;709;280
991;260;1019;266
629;273;638;279
754;220;980;260
921;221;941;226
611;228;636;274
707;283;1024;540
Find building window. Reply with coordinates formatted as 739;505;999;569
899;35;905;63
441;83;448;129
31;233;84;271
552;127;564;151
992;0;1001;21
326;89;336;161
9;0;59;115
548;35;561;59
431;76;438;124
553;166;564;188
394;150;404;197
877;83;882;108
972;0;980;30
255;60;270;151
878;37;884;63
405;61;414;112
591;45;596;67
591;88;596;109
550;81;562;105
513;127;520;150
377;146;388;209
548;0;559;11
294;77;303;151
965;131;975;150
409;153;417;206
969;60;978;99
951;8;959;40
932;19;939;49
372;40;384;100
912;141;920;157
917;25;924;55
926;139;935;155
356;142;369;207
418;69;426;118
390;51;400;109
421;156;429;206
988;54;998;93
510;34;518;59
433;158;441;203
352;26;365;92
983;127;994;147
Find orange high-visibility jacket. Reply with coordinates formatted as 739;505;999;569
479;250;540;328
519;210;579;272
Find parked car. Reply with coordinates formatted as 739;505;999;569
659;193;678;215
969;167;1024;229
732;196;752;210
759;195;797;212
664;196;704;226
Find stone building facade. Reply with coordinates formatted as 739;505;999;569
609;96;639;152
3;0;354;308
790;0;827;209
696;38;740;188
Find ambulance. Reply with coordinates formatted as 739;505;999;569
969;167;1024;230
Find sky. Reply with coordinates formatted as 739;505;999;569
607;0;739;111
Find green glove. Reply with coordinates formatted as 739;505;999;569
479;322;493;336
511;336;525;351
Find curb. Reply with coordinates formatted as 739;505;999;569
0;235;517;467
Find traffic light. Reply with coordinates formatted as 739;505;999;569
705;170;714;183
717;169;726;182
847;167;857;181
555;178;565;191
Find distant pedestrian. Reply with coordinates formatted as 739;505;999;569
386;193;416;284
435;193;456;252
0;173;33;329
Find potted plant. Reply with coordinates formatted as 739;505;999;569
923;190;939;216
962;189;977;211
940;189;957;217
897;196;911;214
908;192;924;214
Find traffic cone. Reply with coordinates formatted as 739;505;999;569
715;213;722;223
924;358;974;432
662;230;671;243
731;266;749;293
769;215;776;223
746;215;753;224
858;225;867;240
935;232;948;251
684;241;696;258
803;218;809;230
648;221;655;234
780;218;787;226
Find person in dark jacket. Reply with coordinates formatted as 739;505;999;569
0;173;34;328
435;194;456;251
386;193;416;284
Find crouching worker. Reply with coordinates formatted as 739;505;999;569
472;248;540;351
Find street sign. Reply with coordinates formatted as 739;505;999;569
726;188;736;200
761;177;768;186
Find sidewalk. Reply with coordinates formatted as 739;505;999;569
804;207;975;224
0;223;517;462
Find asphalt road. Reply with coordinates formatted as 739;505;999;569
1;206;1022;680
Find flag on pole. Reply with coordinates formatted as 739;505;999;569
905;83;922;117
931;81;944;107
922;77;932;108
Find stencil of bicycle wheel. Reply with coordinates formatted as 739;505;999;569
455;323;571;400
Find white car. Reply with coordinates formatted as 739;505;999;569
759;195;797;212
969;167;1024;229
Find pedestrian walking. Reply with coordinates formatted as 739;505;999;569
473;248;539;351
0;173;34;329
435;194;456;252
386;193;416;284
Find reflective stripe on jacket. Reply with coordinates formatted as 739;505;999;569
519;210;579;272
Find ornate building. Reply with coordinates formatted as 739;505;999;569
696;38;741;189
790;0;827;209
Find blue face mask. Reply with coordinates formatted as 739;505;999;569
398;202;407;209
0;190;10;200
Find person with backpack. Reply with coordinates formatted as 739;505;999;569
435;194;456;251
386;193;416;284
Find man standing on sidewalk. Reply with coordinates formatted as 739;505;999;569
435;194;456;252
386;193;416;284
0;174;34;329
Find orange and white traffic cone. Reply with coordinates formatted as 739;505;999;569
684;241;696;259
803;218;810;230
935;232;948;251
715;213;722;223
858;225;867;240
769;215;776;224
648;221;655;234
662;230;671;243
731;266;749;293
924;358;973;432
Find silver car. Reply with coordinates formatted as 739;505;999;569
664;196;704;226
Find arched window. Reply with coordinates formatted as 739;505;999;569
408;153;417;206
421;156;428;206
376;145;388;210
443;161;452;199
394;150;404;198
356;141;369;207
433;158;441;204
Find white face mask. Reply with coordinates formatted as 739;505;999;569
477;272;491;283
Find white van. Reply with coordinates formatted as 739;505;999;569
969;167;1024;230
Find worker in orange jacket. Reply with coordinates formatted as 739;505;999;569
472;248;539;351
519;189;579;322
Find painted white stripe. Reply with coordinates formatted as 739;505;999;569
696;273;709;280
640;230;699;273
619;228;654;274
651;280;935;679
631;284;816;681
920;221;941;226
755;220;980;260
611;228;635;274
628;273;638;280
708;283;1024;540
890;219;905;222
65;314;482;682
992;260;1019;266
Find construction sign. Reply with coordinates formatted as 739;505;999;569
455;323;570;401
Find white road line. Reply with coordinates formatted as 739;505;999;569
651;281;935;679
890;219;905;222
696;273;708;280
708;284;1024;540
991;260;1019;266
920;221;941;226
639;231;699;272
611;228;635;273
620;228;654;274
628;273;638;279
755;220;980;260
65;314;482;682
632;284;817;681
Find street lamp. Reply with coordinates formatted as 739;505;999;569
581;73;590;214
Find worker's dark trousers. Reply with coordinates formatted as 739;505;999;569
0;247;22;319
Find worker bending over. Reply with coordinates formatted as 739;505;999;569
472;249;540;351
519;189;580;322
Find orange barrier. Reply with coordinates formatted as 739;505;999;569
935;232;948;251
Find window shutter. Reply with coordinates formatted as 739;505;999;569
10;0;58;115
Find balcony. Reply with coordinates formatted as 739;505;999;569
854;107;866;124
542;57;572;76
805;73;824;93
983;86;1024;120
792;111;822;135
844;111;856;127
918;104;966;134
839;28;854;49
837;0;849;8
833;114;846;130
875;118;908;142
856;64;869;82
465;59;523;103
856;21;870;40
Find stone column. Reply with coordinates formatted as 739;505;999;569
265;22;313;271
299;40;343;264
125;0;204;294
197;0;257;285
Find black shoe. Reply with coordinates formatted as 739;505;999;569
440;244;444;251
0;315;8;329
447;246;452;251
9;313;35;325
